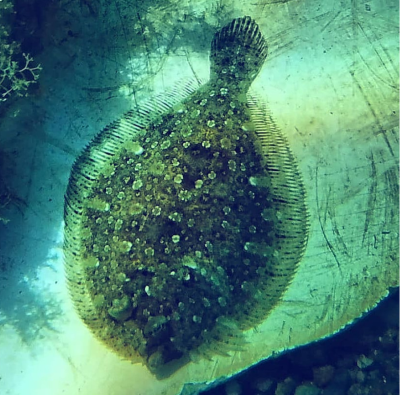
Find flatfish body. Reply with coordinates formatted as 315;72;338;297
64;16;309;378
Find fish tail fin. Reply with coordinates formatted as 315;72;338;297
210;16;268;89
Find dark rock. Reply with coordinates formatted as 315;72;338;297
356;354;374;369
275;377;297;395
294;383;321;395
355;370;365;383
253;378;275;394
312;365;335;387
347;383;369;395
379;328;399;351
322;368;352;394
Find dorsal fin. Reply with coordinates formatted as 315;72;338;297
231;92;310;328
248;94;309;252
64;78;201;346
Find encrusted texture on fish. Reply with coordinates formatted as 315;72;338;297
64;16;309;378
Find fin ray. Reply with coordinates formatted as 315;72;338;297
210;16;268;87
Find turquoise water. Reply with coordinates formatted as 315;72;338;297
0;1;398;394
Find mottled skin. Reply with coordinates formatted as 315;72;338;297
81;83;280;369
65;17;309;378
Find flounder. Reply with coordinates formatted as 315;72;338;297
64;16;309;378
